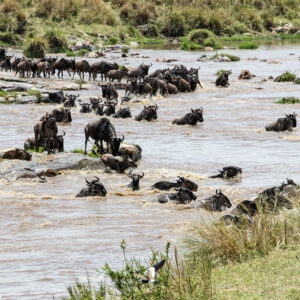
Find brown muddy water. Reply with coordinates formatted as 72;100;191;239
1;45;300;299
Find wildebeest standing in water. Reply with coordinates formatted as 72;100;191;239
135;104;158;121
76;177;107;197
172;108;204;125
265;113;297;132
84;118;124;155
34;114;58;154
216;70;232;87
127;171;144;191
101;83;118;101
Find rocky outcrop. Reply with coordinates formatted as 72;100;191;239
0;152;104;181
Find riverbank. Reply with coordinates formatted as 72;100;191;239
1;0;300;56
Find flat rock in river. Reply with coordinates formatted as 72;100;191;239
0;152;104;182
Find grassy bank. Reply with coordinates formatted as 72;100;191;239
64;198;300;299
1;0;300;53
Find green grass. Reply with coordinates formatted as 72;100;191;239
275;97;300;104
27;146;45;153
71;149;99;158
210;53;240;61
216;69;226;75
0;90;18;101
239;41;259;49
28;90;42;100
276;72;297;82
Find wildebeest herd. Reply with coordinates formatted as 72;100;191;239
0;47;298;226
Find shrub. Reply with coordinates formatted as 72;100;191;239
161;11;186;37
122;46;129;53
210;53;240;61
208;15;222;35
44;29;67;53
276;71;296;82
24;38;46;58
0;32;20;45
233;21;249;34
239;41;259;49
216;69;226;75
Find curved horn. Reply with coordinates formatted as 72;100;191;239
140;172;144;178
94;176;100;182
120;135;125;141
127;170;133;178
154;103;158;109
61;130;65;137
86;179;91;185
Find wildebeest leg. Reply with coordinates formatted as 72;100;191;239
106;142;110;154
198;79;203;88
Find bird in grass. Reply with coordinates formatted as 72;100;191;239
134;259;166;283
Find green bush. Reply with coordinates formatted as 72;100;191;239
108;36;118;45
185;29;221;49
208;15;222;35
24;38;46;58
216;69;226;75
276;71;296;82
0;32;20;45
44;29;67;53
122;46;129;53
161;11;186;37
275;97;300;104
210;53;240;61
239;41;259;49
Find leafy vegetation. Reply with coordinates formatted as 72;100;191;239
0;0;300;50
216;69;226;75
24;38;46;58
275;97;300;104
239;41;259;49
28;90;42;100
276;71;297;82
27;146;45;153
65;49;89;57
71;149;99;158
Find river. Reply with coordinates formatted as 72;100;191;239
0;44;300;299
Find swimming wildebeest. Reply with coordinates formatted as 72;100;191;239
135;104;158;121
100;154;137;173
157;187;197;204
34;114;58;154
80;103;92;113
198;189;232;211
172;108;204;125
216;70;232;87
45;107;72;123
84;118;124;155
265;113;297;132
76;177;107;197
127;171;144;191
101;83;118;100
232;200;258;217
210;166;242;179
152;176;198;191
63;94;78;108
112;106;132;119
171;76;191;92
103;100;118;116
127;63;152;81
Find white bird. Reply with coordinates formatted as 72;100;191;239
134;259;166;283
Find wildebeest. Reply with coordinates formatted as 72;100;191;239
198;190;232;211
125;79;153;96
216;70;232;87
265;113;297;132
172;76;191;92
84;118;124;155
1;148;32;161
76;177;107;197
153;78;168;95
63;94;78;108
152;176;198;191
127;63;152;81
112;106;132;119
210;166;242;179
135;104;158;121
127;171;144;191
239;70;254;80
53;58;75;78
101;83;118;100
157;187;197;204
172;108;204;125
24;131;65;152
44;107;72;123
167;83;178;94
80;103;92;113
101;153;137;173
232;200;258;217
74;60;91;80
118;143;142;162
103;100;117;116
90;61;118;81
107;69;128;82
34;114;58;154
16;59;32;77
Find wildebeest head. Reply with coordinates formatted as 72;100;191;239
55;130;65;152
191;108;204;123
286;113;297;127
80;103;91;113
214;189;232;209
176;176;198;191
127;171;144;191
90;97;101;110
144;104;158;120
86;176;107;196
111;135;124;156
64;94;78;107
